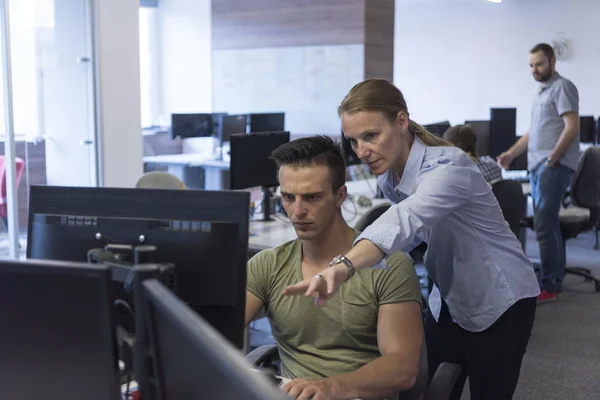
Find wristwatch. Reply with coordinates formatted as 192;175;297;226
330;255;356;281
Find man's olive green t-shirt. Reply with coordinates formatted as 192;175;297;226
247;237;421;380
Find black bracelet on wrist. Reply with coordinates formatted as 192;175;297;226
329;254;356;281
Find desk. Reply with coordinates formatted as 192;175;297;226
143;154;230;190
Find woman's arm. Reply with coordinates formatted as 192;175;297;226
284;163;474;303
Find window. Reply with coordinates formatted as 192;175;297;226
0;0;54;141
139;7;156;128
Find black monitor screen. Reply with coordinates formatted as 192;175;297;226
580;115;595;143
0;260;120;400
220;114;248;143
144;279;287;400
26;186;250;349
508;150;528;171
465;120;491;158
489;108;517;158
171;113;213;139
423;121;451;137
249;113;285;133
341;131;361;166
230;131;290;190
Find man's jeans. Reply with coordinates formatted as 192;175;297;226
530;163;573;293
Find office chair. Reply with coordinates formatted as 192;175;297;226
0;156;25;230
353;202;391;232
525;147;600;292
246;344;461;400
135;171;186;190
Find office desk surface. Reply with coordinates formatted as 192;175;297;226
144;153;229;169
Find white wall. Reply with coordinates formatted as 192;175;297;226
95;0;143;187
212;44;364;134
156;0;212;118
394;0;600;135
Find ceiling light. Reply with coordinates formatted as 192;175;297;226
486;0;502;3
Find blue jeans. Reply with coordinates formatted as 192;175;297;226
530;163;573;293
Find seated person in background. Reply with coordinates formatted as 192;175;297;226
443;124;503;183
245;135;423;400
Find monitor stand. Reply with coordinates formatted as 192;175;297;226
260;187;274;222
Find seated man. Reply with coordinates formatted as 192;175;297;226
443;124;503;183
245;135;423;400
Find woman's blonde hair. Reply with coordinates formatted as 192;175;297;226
338;79;452;147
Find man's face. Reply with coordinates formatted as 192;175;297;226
279;164;346;241
529;51;554;82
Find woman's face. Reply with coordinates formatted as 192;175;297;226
341;110;411;176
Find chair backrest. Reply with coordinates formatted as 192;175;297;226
491;179;526;237
571;147;600;211
135;171;186;190
353;203;391;232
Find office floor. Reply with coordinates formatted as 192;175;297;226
249;229;600;400
477;229;600;400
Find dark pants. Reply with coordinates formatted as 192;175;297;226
425;297;536;400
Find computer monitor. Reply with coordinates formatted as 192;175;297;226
26;186;250;350
0;259;120;400
170;113;214;139
489;108;517;159
508;149;528;171
423;121;451;137
465;120;491;158
249;113;285;133
219;114;248;144
580;115;596;143
143;279;287;400
230;131;290;221
340;130;361;166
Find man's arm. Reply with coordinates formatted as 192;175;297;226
497;133;529;169
283;301;423;400
245;291;264;328
508;133;529;157
245;249;273;327
326;302;423;399
548;112;579;163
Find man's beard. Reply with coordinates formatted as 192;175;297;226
534;70;553;82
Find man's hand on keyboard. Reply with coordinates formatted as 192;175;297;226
282;377;333;400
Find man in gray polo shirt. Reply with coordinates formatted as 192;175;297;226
498;43;580;303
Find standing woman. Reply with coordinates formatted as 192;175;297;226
285;79;539;400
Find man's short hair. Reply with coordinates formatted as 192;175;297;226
530;43;555;61
443;124;477;156
270;135;347;191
